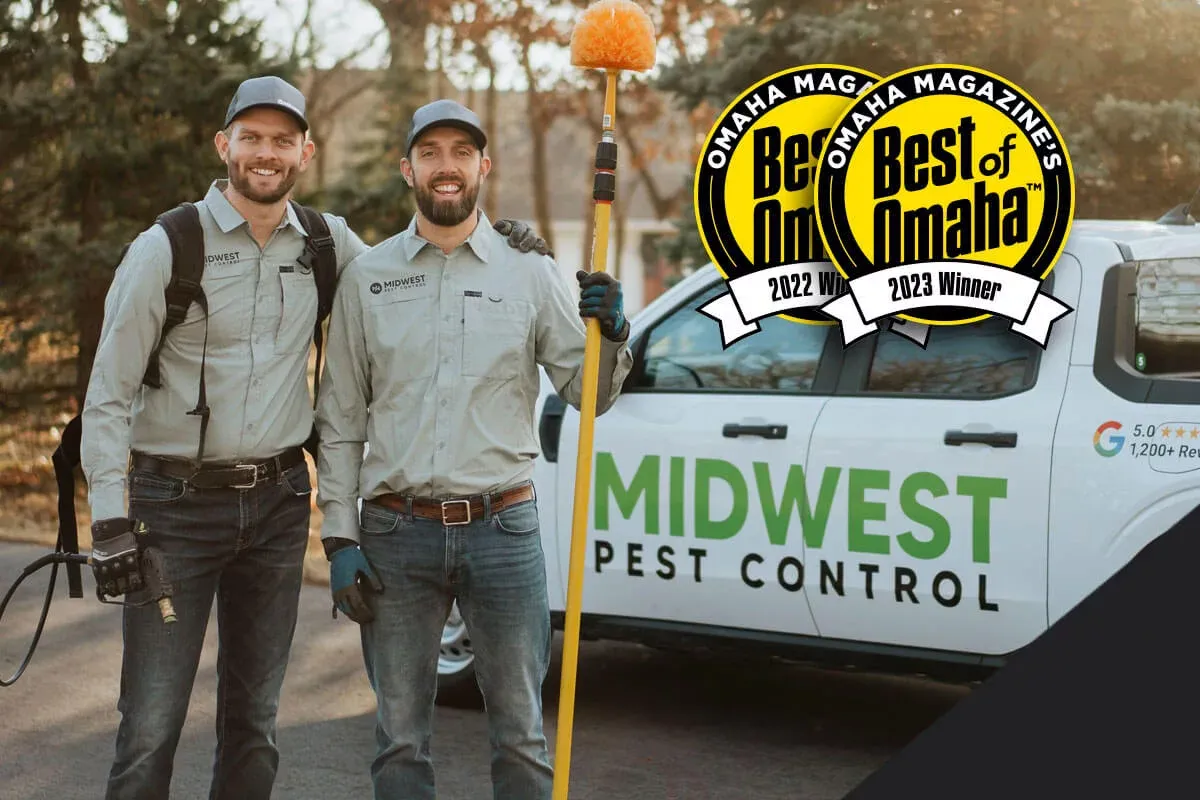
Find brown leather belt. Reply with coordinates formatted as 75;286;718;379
129;447;306;490
370;481;535;526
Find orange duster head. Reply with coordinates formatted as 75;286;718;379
569;0;657;72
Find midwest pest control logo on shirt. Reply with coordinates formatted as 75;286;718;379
369;274;428;295
693;64;881;345
694;63;1077;350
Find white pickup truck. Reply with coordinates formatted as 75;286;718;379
434;212;1200;706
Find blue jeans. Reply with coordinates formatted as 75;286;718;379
104;459;313;800
357;490;554;800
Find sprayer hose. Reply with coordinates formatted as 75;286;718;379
0;551;90;687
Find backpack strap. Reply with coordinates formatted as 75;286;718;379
290;202;338;459
51;414;85;599
144;203;204;389
51;205;206;590
290;201;337;331
148;202;211;467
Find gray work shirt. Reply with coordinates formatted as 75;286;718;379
81;179;369;521
314;210;633;546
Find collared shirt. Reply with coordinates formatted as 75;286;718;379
81;179;369;521
314;210;633;545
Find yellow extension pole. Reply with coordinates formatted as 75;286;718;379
552;68;619;800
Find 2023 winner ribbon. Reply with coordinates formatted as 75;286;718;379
819;260;1073;347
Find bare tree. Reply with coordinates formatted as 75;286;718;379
277;0;385;195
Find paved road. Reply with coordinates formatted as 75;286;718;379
0;542;971;799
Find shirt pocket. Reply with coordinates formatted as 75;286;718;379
367;290;437;381
276;271;318;354
462;295;533;380
179;264;251;347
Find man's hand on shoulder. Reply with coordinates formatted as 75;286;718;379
494;219;553;258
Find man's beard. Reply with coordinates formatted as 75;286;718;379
414;173;481;226
228;162;299;204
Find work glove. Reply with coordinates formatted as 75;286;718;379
494;219;553;257
90;516;144;598
577;270;629;342
330;545;383;625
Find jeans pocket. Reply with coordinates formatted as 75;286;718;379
493;499;540;536
128;470;187;503
360;503;400;536
281;462;312;497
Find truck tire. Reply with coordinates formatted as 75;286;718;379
435;602;483;709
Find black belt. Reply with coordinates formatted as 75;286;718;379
129;447;306;489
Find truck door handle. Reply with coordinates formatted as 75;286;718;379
723;423;788;440
944;430;1018;448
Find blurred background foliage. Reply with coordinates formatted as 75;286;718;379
2;0;1199;501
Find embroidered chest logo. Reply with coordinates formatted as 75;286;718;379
205;251;240;265
370;274;428;295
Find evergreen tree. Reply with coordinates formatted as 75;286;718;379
0;0;289;406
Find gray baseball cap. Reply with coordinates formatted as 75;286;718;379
224;76;309;133
406;99;487;154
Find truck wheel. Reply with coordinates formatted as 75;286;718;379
436;602;483;709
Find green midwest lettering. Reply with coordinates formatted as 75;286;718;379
695;458;748;540
847;468;890;555
957;475;1007;564
896;471;951;560
669;455;686;537
594;452;659;534
752;462;840;548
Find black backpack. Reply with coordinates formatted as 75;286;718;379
50;200;338;598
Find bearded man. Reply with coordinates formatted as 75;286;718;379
80;79;549;800
311;98;634;799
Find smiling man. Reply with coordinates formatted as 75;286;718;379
79;77;550;800
79;75;365;800
313;98;634;800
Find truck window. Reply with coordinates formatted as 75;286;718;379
1131;258;1200;377
631;282;830;393
1094;256;1200;404
864;316;1040;397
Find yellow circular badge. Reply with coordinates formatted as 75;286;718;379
814;64;1075;340
694;65;880;333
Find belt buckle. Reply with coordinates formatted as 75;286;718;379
441;498;472;526
232;464;260;489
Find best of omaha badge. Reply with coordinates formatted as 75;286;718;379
693;65;881;346
814;64;1076;348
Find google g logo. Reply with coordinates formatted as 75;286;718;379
1094;421;1124;457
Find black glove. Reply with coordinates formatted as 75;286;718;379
577;270;629;342
494;219;553;257
90;517;144;598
